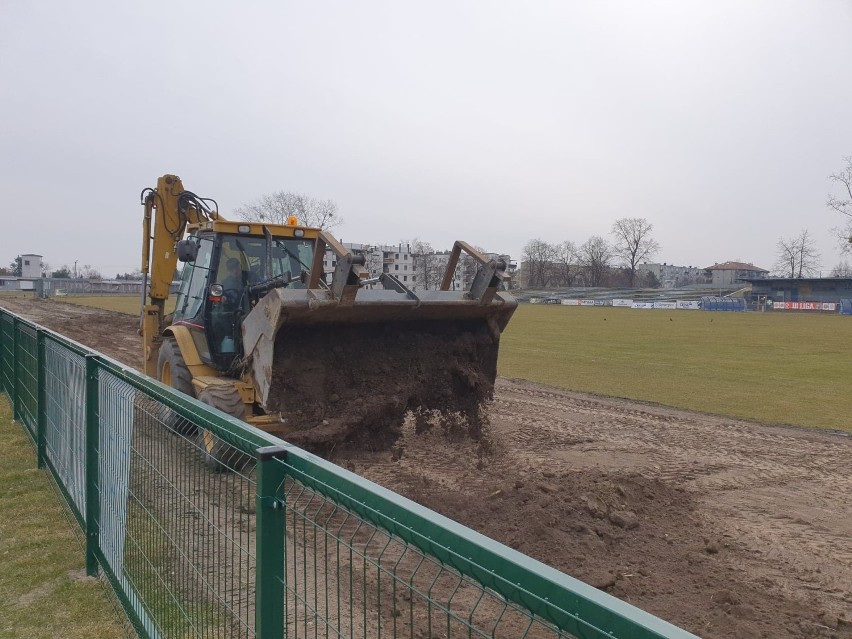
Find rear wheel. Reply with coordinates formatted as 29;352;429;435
196;384;249;473
157;338;197;435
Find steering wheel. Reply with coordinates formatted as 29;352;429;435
222;288;242;306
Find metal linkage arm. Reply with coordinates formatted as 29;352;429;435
440;241;508;304
314;231;370;304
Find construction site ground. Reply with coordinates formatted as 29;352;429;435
2;297;850;639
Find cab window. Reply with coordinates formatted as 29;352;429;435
174;236;214;322
216;235;315;287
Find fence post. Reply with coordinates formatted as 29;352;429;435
256;445;288;639
84;354;100;577
11;317;18;420
36;330;46;468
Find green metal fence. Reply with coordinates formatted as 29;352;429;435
0;306;699;639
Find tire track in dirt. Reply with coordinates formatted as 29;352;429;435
483;379;852;636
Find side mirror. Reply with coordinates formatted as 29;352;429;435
177;240;199;263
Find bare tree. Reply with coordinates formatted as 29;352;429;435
553;240;578;287
360;246;385;280
410;240;441;291
828;157;852;253
79;264;102;280
610;218;660;287
456;248;483;290
236;191;343;230
774;230;821;278
830;261;852;277
579;236;613;287
522;239;557;288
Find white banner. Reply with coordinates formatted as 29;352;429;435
580;299;596;306
612;299;633;307
677;301;700;310
653;301;677;310
631;302;654;309
773;301;837;311
561;299;579;306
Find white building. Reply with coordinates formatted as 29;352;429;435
636;262;709;288
705;261;768;286
20;254;42;278
323;243;513;291
323;243;417;286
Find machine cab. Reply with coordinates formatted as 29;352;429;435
172;228;316;370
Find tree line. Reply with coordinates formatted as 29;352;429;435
771;157;852;278
6;158;851;287
522;218;661;288
522;157;852;288
1;257;101;280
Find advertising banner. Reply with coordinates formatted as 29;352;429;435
677;301;700;310
561;299;579;306
612;299;633;307
653;301;677;310
631;302;654;309
772;301;837;311
580;299;597;306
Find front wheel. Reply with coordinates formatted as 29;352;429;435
157;338;196;435
196;384;250;473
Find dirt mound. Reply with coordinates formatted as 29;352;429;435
266;319;499;453
410;471;695;584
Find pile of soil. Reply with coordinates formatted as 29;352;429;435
353;437;842;639
265;319;500;452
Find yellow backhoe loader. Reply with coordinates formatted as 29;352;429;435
140;174;516;462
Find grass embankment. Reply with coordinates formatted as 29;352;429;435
498;304;852;432
57;295;176;315
0;397;127;639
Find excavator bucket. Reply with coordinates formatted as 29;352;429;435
240;240;517;451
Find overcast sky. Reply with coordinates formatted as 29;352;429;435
2;0;851;277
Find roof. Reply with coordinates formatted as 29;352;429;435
705;261;768;273
743;277;852;285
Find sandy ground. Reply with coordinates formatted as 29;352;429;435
2;297;850;639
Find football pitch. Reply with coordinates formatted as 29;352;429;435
498;304;852;432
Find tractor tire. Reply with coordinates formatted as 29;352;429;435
157;337;197;435
196;384;250;473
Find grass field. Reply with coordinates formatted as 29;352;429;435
0;397;127;638
498;304;852;432
55;295;176;315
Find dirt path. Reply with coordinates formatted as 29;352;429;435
0;297;141;365
3;297;851;639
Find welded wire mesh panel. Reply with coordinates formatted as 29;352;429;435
14;323;38;439
43;336;87;517
0;313;13;396
278;471;573;639
121;384;259;638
